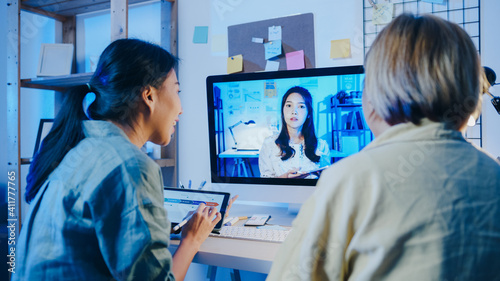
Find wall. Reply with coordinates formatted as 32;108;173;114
76;2;163;72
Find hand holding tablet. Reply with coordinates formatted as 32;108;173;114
288;166;329;179
163;187;231;233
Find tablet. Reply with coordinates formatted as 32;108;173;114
163;187;230;231
290;166;329;179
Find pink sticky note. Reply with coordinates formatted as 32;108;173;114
286;50;305;70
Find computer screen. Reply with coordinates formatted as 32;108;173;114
206;66;371;203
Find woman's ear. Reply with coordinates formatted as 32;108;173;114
362;95;391;137
142;86;155;113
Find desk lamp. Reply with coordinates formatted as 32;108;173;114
484;66;500;115
228;120;256;149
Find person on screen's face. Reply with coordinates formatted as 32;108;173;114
279;87;315;144
283;92;309;137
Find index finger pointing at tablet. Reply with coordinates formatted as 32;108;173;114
196;202;206;212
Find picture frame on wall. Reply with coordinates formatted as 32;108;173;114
37;43;74;77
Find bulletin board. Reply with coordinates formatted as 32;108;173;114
363;0;482;146
227;13;315;73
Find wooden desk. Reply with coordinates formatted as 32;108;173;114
168;203;296;274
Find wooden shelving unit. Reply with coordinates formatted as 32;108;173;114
6;0;178;227
20;0;169;17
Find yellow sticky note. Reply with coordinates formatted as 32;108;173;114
330;39;351;59
227;55;243;74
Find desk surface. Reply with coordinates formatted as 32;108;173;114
218;149;260;158
168;203;296;274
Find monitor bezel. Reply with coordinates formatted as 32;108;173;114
206;65;364;187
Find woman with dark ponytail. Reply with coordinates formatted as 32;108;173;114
14;39;221;281
259;86;330;178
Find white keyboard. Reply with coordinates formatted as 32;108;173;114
210;226;290;243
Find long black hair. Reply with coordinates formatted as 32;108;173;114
25;39;178;203
275;86;320;162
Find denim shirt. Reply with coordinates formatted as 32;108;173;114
13;121;175;281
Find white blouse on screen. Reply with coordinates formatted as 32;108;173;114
258;135;330;178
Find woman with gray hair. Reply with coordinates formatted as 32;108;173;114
268;14;500;281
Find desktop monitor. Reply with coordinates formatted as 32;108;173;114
206;66;370;204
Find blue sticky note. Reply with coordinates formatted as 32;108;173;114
193;26;209;44
264;40;282;60
268;26;282;41
265;60;280;71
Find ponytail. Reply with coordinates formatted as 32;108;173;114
25;85;89;203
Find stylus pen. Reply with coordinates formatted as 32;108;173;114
172;213;194;232
198;180;207;190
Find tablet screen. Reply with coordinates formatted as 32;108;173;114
163;188;229;229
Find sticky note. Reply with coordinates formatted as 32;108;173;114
268;26;282;41
264;40;282;60
252;37;264;43
193;26;209;44
265;60;280;71
227;54;243;74
330;39;351;59
372;3;394;25
211;34;227;53
285;50;305;70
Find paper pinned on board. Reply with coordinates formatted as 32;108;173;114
330;39;351;59
252;37;264;43
286;50;305;70
372;3;394;25
227;54;243;74
268;25;282;41
264;40;282;60
265;60;280;71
